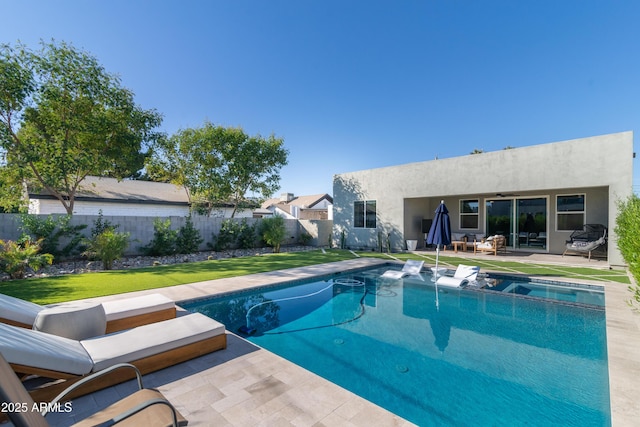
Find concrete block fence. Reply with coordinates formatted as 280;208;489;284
0;214;332;256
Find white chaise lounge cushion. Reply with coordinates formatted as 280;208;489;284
0;293;43;325
381;259;424;279
436;264;480;288
101;294;175;321
0;323;93;375
34;302;107;340
0;292;175;327
83;313;225;372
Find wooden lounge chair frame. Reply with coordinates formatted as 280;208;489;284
0;353;187;426
104;306;177;333
11;333;226;405
0;294;177;333
473;235;507;255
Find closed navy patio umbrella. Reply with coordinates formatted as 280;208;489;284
426;201;451;309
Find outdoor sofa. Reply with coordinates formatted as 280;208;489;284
473;235;507;256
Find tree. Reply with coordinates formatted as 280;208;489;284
259;215;287;253
0;40;163;214
146;121;288;217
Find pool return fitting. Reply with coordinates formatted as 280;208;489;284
238;278;366;335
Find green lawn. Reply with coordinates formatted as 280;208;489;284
0;250;354;304
0;249;630;305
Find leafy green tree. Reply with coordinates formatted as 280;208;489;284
146;121;288;217
615;194;640;307
0;40;162;214
259;215;287;253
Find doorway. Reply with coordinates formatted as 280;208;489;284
485;197;547;250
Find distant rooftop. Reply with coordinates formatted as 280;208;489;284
29;176;189;205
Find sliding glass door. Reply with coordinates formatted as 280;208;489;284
485;197;547;250
486;199;514;246
516;198;547;250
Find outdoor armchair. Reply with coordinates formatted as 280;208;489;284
0;353;187;426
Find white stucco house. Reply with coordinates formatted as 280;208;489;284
261;193;333;220
333;132;634;266
28;176;253;218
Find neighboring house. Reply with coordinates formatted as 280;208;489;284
28;176;253;218
261;193;333;220
333;131;634;266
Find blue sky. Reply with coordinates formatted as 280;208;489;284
3;0;640;196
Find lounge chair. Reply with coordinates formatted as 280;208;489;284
0;313;226;404
563;224;607;261
436;264;480;288
0;352;187;426
0;293;176;334
473;235;506;255
381;259;424;279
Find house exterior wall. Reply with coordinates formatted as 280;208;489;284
28;199;253;218
30;199;191;217
333;132;633;265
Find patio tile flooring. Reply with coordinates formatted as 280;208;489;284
44;255;640;426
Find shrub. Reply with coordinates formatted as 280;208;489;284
90;210;119;238
0;239;54;279
143;218;177;256
259;216;286;253
237;219;257;249
615;194;640;307
19;214;86;259
176;216;203;254
210;219;239;251
83;230;129;270
300;232;312;246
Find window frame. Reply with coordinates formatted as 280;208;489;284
459;199;479;230
556;194;586;231
354;200;376;229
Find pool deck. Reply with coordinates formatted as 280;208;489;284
45;254;640;427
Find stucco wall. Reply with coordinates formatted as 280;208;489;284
299;219;333;247
333;132;633;265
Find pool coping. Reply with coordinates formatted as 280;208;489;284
75;257;640;426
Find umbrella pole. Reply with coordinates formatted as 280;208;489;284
435;244;440;310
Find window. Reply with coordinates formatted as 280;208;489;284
354;200;376;228
459;199;479;229
557;194;585;231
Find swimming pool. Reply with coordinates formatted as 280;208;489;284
183;266;610;426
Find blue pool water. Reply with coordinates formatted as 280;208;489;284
183;267;610;426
